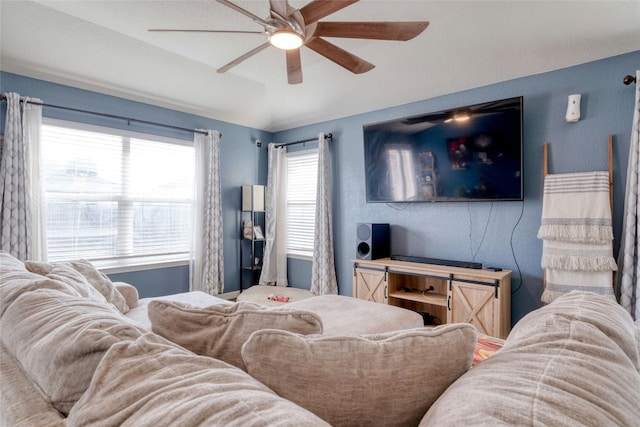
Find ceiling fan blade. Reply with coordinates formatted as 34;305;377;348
269;0;290;20
299;0;359;25
305;37;374;74
314;21;429;41
217;42;271;73
286;49;303;84
216;0;271;27
149;29;263;34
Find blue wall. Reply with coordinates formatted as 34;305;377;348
109;265;190;298
272;51;639;324
2;50;638;321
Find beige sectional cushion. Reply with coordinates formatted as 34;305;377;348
242;323;477;427
125;290;233;330
66;333;331;427
0;250;28;270
0;251;81;317
636;320;640;363
67;259;129;313
285;294;424;334
32;263;110;305
236;285;315;306
0;272;81;318
0;289;146;415
149;300;323;370
114;282;139;309
419;292;640;426
25;259;129;313
0;345;65;427
23;260;57;275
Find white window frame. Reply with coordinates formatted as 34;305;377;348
286;148;318;260
41;118;194;273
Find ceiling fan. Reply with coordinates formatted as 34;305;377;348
149;0;429;84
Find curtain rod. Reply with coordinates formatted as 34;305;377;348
274;132;332;148
623;74;636;85
0;94;210;136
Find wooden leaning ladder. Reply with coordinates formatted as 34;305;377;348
543;135;613;213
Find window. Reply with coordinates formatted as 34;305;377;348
286;149;318;258
41;120;194;270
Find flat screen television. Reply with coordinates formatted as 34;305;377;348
363;96;523;203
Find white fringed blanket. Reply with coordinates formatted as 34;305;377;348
538;171;616;304
538;171;613;243
541;240;617;272
544;270;616;300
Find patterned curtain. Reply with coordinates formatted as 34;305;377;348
0;93;46;261
259;144;288;287
616;70;640;320
190;130;224;294
310;133;338;295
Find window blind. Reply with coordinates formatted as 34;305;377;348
41;121;194;266
286;149;318;257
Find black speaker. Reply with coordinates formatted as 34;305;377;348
356;223;390;260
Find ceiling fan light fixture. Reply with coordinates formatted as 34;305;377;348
269;29;303;50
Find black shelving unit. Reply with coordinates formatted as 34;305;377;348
240;185;265;292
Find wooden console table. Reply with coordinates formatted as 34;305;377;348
352;258;511;339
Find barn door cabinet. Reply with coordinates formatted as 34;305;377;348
353;258;511;339
353;267;388;303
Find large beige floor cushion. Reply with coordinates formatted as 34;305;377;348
285;294;424;335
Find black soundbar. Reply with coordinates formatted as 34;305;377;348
390;255;482;270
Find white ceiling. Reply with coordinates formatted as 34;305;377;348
1;1;639;132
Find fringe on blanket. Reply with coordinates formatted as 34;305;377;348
537;223;613;244
541;240;617;272
541;255;618;272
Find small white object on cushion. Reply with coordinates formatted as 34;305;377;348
25;259;129;314
0;288;146;415
66;333;331;427
149;300;323;371
242;323;477;427
419;292;640;426
125;290;232;330
284;294;424;335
